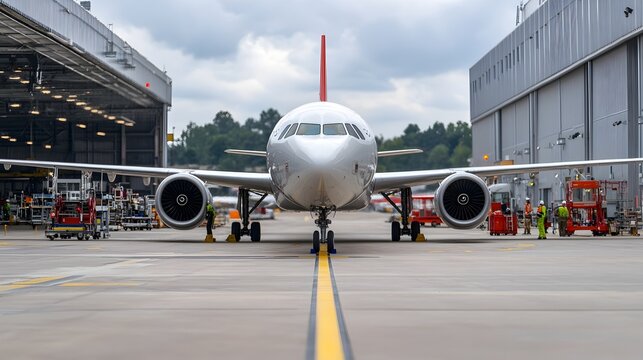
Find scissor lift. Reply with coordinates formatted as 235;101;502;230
565;180;608;236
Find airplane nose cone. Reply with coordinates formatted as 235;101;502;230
287;137;357;208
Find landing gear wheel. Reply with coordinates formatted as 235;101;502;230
391;221;401;242
250;222;261;242
327;231;335;253
231;222;241;241
411;221;420;242
312;230;320;254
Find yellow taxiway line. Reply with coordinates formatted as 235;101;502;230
315;246;345;360
0;276;64;292
307;244;353;360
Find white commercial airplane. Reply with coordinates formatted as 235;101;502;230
2;35;643;253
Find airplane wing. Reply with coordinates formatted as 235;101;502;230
224;149;267;157
372;157;643;193
377;149;423;157
0;159;273;193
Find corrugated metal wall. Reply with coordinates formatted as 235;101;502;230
591;45;629;180
472;115;496;165
471;0;643;122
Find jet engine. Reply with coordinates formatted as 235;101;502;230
434;172;490;230
155;173;212;230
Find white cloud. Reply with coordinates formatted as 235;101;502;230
90;0;518;138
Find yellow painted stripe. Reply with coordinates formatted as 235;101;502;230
12;276;63;285
59;282;139;287
0;276;64;292
316;246;345;360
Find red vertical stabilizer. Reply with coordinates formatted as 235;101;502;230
320;35;327;102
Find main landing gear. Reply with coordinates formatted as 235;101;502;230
311;206;336;254
381;187;422;242
229;188;267;242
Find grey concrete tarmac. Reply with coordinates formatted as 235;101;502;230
1;211;642;359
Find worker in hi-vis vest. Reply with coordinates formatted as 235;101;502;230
537;200;547;240
557;200;569;237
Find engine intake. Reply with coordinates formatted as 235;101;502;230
434;172;490;230
155;173;212;230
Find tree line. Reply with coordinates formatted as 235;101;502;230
168;109;472;172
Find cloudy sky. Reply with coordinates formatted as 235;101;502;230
89;0;517;138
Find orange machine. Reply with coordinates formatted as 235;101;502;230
409;195;442;227
565;180;608;236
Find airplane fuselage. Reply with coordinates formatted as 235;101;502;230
267;102;377;211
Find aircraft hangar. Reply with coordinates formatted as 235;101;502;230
470;0;643;208
0;0;171;196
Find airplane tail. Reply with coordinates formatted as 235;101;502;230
320;35;327;102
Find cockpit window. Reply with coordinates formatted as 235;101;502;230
297;123;321;136
278;124;291;140
323;123;347;136
352;124;365;140
284;123;298;138
345;123;359;139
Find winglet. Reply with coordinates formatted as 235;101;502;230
320;34;327;102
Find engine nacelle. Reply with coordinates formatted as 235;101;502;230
155;173;212;230
434;172;491;230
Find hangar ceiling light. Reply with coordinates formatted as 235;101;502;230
26;141;33;145
115;119;125;125
1;135;9;139
44;144;52;149
75;101;87;106
9;138;17;142
108;115;116;120
56;117;67;122
9;103;20;108
19;79;30;84
96;131;106;137
76;123;87;129
8;75;20;80
52;94;63;99
41;89;51;95
124;122;134;127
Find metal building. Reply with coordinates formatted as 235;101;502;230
470;0;643;206
0;0;171;194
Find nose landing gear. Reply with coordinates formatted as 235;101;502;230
311;206;336;254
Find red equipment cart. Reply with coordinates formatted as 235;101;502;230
488;184;518;235
45;195;98;240
565;180;608;236
410;195;443;227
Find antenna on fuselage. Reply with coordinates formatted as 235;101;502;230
320;34;327;102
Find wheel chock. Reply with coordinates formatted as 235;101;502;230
226;234;238;242
329;248;337;254
415;233;427;242
204;234;215;243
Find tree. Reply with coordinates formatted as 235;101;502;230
428;144;450;169
168;109;472;173
450;143;471;167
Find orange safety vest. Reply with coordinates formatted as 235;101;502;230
524;203;532;216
